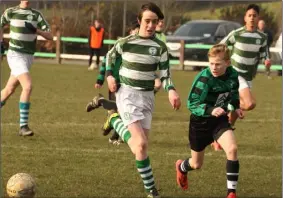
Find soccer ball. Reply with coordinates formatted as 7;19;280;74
6;173;36;198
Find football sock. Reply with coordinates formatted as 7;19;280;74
180;158;194;173
136;157;156;192
111;117;131;143
19;102;30;127
226;160;239;194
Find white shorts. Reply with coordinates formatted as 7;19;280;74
238;76;252;91
7;50;34;77
116;85;154;130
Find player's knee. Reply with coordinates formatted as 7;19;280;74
226;144;238;159
135;140;148;154
22;85;32;94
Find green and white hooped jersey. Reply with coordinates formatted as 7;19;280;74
221;26;269;81
0;6;50;55
106;34;174;91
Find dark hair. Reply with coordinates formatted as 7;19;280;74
137;2;164;21
246;4;260;14
130;19;140;30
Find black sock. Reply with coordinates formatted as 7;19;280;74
226;160;239;194
179;158;194;174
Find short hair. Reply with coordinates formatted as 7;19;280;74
138;2;164;21
208;44;230;61
246;4;260;14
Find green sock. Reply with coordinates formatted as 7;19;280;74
110;116;131;143
19;102;30;127
136;157;156;191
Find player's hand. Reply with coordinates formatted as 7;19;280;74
168;89;181;110
107;76;117;92
265;59;271;69
235;109;244;119
25;22;37;33
211;107;226;117
94;83;102;89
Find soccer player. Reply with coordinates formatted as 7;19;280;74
175;44;243;198
211;4;271;150
105;2;181;197
86;21;140;145
221;4;270;125
155;19;166;43
0;1;53;136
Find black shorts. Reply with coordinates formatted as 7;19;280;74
189;114;232;152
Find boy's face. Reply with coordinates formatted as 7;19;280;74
138;10;158;37
20;1;29;7
208;53;230;77
244;9;259;28
94;20;101;28
156;20;164;31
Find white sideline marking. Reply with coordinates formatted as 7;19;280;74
2;145;281;160
1;118;281;127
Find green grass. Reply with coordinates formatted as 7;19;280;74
1;62;282;197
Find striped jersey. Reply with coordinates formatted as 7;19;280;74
187;67;239;117
220;26;269;81
0;6;50;54
105;34;174;91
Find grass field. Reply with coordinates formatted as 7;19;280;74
1;61;282;198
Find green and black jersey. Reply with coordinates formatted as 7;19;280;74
187;67;239;117
96;56;121;85
0;6;50;55
221;26;269;81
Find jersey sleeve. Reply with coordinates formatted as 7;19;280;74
105;39;123;77
220;30;236;46
36;11;50;32
229;69;240;110
0;8;11;27
96;57;106;85
158;45;175;92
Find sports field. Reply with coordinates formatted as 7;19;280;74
1;62;281;197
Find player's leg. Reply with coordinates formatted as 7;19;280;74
175;114;210;190
217;129;239;198
95;48;101;66
17;72;33;136
86;93;117;112
175;150;205;190
1;75;20;107
88;48;94;67
228;76;255;126
214;116;239;198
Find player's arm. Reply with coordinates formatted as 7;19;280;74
229;71;240;111
259;38;271;67
96;57;106;86
187;74;215;116
0;8;10;57
105;41;123;92
158;45;181;110
220;30;235;46
158;46;175;92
